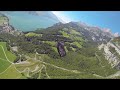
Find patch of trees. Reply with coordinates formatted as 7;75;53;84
109;46;116;54
0;27;83;59
76;42;98;57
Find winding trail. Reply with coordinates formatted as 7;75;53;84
0;64;13;75
0;45;21;75
0;57;8;61
1;44;120;79
106;71;120;78
40;61;82;74
0;45;14;64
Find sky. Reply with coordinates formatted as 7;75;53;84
52;11;120;36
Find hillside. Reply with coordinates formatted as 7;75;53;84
0;13;22;35
0;13;120;79
0;21;120;79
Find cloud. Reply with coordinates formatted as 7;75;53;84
52;11;71;23
114;32;119;37
103;28;111;32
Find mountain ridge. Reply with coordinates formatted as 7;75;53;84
0;12;120;79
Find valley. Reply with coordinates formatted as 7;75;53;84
0;12;120;79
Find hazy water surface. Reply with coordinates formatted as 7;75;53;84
5;12;58;31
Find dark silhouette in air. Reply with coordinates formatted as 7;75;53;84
57;41;66;57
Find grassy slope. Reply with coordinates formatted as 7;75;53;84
0;64;22;79
21;28;117;78
59;31;69;38
0;42;18;78
0;16;8;25
0;42;11;73
15;59;43;72
46;65;99;79
0;26;117;79
0;45;116;79
14;54;99;79
15;59;44;78
52;47;58;53
45;41;56;47
72;41;82;48
0;60;11;73
43;51;117;77
25;32;42;37
0;42;16;62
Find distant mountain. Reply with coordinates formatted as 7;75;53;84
0;11;61;31
0;11;60;21
45;22;114;44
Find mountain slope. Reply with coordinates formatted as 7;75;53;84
0;14;120;78
0;13;21;35
97;36;120;68
16;21;120;78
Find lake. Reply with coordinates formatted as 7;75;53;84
4;12;59;31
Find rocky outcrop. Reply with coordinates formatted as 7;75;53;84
104;44;120;68
108;42;120;55
0;23;13;33
98;42;120;68
0;14;22;35
0;14;14;33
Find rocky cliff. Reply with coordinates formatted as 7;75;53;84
0;13;22;35
98;37;120;68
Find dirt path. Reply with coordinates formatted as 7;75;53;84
0;45;14;64
1;45;120;79
0;64;13;75
39;60;82;74
106;71;120;78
